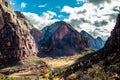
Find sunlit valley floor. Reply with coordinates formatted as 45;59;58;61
0;49;95;80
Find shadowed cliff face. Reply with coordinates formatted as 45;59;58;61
39;21;88;57
0;0;38;68
103;14;120;51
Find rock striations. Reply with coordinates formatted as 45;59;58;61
0;0;38;68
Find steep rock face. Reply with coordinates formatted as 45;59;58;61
40;21;88;56
80;30;105;49
0;0;38;67
103;14;120;51
101;14;120;67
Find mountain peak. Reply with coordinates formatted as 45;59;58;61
42;21;72;33
80;30;87;34
80;30;105;49
42;21;74;42
96;36;103;41
40;21;88;56
54;21;67;24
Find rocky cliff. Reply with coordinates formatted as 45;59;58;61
40;21;88;56
0;0;38;68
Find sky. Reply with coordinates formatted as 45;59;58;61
8;0;120;40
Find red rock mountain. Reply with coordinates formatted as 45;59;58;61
40;21;88;56
0;0;38;68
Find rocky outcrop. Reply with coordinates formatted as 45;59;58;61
0;0;38;68
40;21;88;56
80;30;105;49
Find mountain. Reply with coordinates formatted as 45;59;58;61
80;30;105;49
30;28;43;50
0;0;38;68
39;21;88;57
62;14;120;79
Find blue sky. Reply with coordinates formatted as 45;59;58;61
8;0;84;20
8;0;120;40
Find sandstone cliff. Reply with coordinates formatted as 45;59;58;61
0;0;38;68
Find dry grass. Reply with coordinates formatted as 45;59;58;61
40;54;82;69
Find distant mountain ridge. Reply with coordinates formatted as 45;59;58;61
80;30;105;49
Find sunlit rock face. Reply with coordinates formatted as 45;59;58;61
0;0;38;67
40;21;88;56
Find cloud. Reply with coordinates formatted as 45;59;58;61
38;4;47;8
21;0;120;40
21;2;27;8
8;0;15;6
22;11;58;29
76;0;85;4
94;20;108;27
86;0;111;5
61;0;120;40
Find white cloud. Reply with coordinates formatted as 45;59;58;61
22;11;58;29
21;2;27;8
61;0;120;40
8;0;15;6
38;4;47;8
